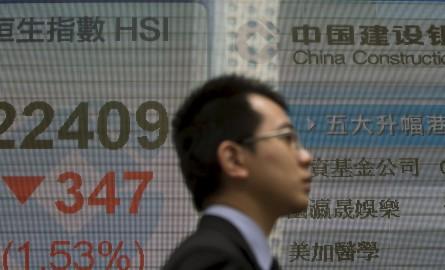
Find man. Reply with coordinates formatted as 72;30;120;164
163;74;312;270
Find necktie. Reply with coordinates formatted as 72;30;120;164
270;257;280;270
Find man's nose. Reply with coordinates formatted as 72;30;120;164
298;147;313;167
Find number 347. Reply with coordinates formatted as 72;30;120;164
0;101;168;150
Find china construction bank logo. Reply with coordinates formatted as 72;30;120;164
236;19;280;64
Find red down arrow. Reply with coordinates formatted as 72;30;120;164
2;176;45;204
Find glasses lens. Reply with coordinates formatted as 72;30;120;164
281;130;298;147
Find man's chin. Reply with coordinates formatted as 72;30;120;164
290;199;309;214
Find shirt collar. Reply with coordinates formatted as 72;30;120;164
204;205;272;270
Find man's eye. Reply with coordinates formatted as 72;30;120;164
283;133;295;144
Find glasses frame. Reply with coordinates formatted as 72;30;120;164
239;128;302;149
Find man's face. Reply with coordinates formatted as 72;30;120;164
244;94;313;216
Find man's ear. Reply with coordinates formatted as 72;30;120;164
217;140;249;179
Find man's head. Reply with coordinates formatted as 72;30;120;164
173;74;312;215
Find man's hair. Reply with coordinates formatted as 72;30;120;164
172;74;287;211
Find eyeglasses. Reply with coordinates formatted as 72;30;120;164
239;128;303;149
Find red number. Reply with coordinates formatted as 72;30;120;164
123;171;153;214
17;241;30;270
55;172;84;214
54;170;152;214
50;241;71;270
73;240;95;270
88;172;120;214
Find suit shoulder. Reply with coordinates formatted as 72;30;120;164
162;229;252;270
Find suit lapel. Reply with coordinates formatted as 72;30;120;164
198;215;262;270
270;257;281;270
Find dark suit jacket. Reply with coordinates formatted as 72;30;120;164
162;215;263;270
